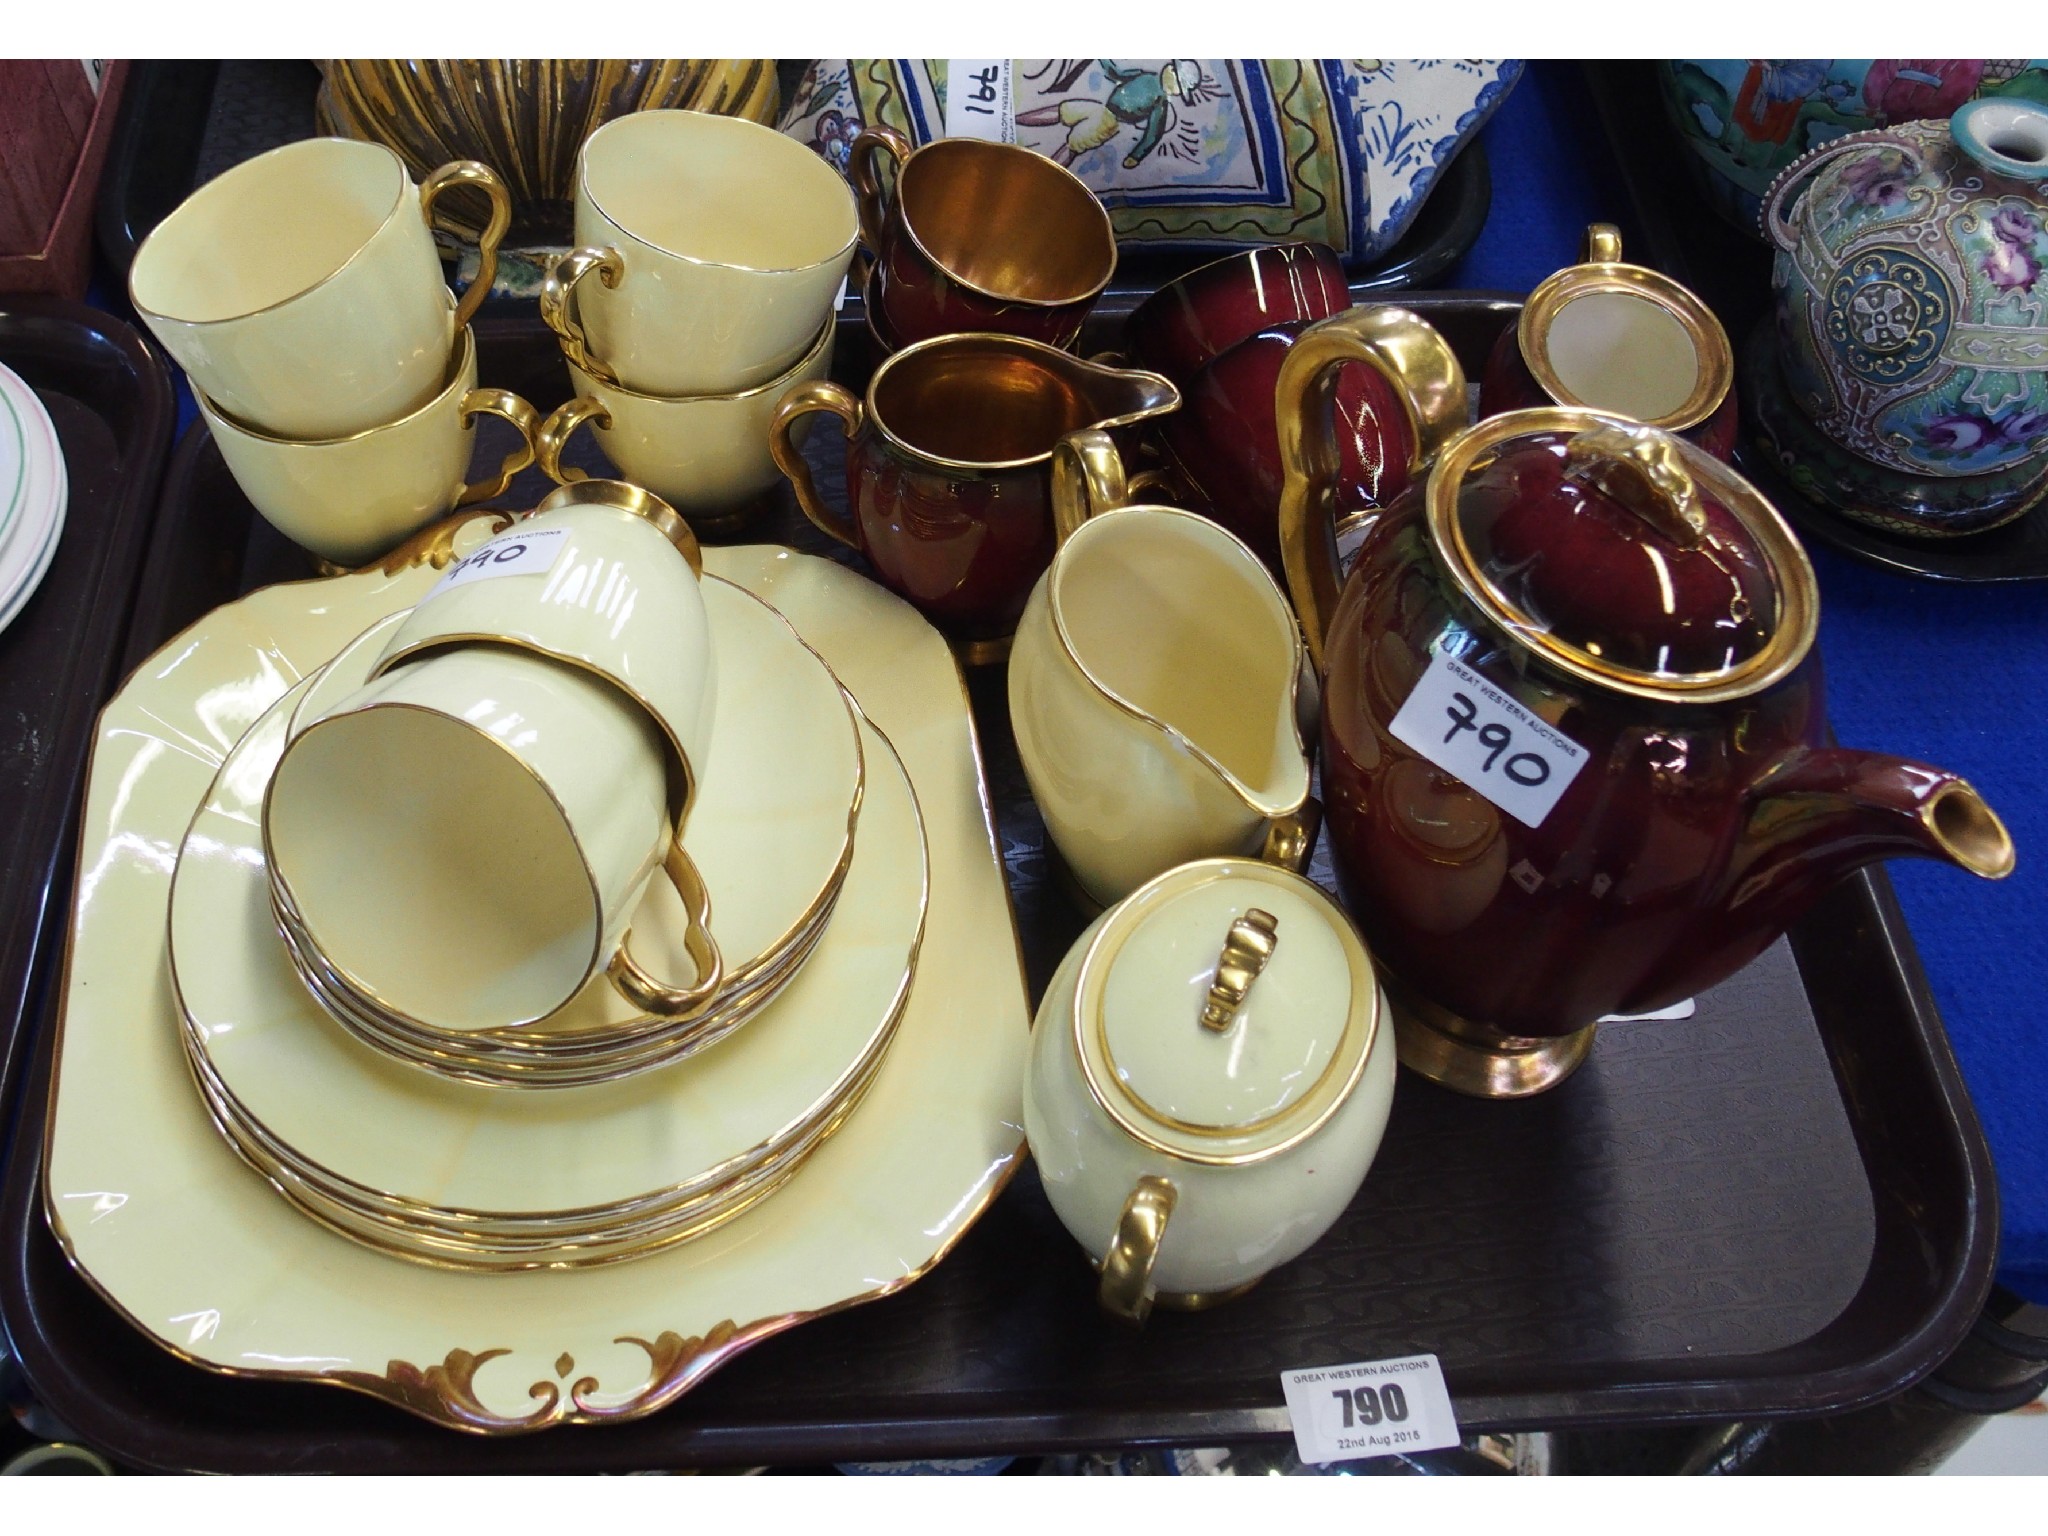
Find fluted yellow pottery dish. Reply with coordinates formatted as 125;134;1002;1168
42;520;1028;1432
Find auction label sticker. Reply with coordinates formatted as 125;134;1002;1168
425;526;569;600
1281;1354;1459;1466
1388;650;1589;828
945;60;1015;142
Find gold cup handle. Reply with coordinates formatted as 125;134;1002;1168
1580;221;1624;265
1260;795;1322;874
605;835;726;1020
768;380;865;549
1098;1176;1178;1325
847;124;913;253
534;396;611;487
452;388;540;509
540;246;626;385
1049;428;1133;546
419;161;512;332
1275;307;1470;673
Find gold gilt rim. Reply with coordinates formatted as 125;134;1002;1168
1070;858;1381;1168
864;332;1179;474
895;137;1117;308
580;110;861;278
1046;504;1310;822
178;984;896;1265
269;883;826;1089
1426;407;1820;706
198;316;468;446
332;576;865;1043
172;693;928;1229
567;309;836;406
276;888;831;1083
258;697;611;1034
276;888;834;1087
39;537;1028;1436
1517;260;1733;434
129;137;413;328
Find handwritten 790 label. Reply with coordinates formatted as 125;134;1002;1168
1387;651;1589;828
424;526;569;601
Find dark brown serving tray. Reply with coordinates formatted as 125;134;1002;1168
0;294;1996;1472
0;297;172;1143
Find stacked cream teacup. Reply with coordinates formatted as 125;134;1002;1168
535;111;859;532
131;138;539;567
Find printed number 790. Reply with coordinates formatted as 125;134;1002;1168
1332;1383;1410;1428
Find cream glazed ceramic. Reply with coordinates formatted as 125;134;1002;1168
537;317;835;525
1024;858;1396;1322
267;642;684;1034
373;479;718;799
1009;443;1311;908
198;326;539;568
279;586;864;1088
541;111;859;396
186;688;921;1220
129;137;509;439
43;519;1029;1432
174;685;926;1266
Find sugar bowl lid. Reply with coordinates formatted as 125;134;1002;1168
1071;858;1381;1167
1427;408;1818;704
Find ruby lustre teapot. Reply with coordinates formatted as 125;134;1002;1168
1276;308;2015;1097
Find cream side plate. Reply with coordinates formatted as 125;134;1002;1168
43;524;1029;1432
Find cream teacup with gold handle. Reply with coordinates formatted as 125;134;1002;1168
198;326;537;568
132;137;510;440
540;110;857;396
1023;856;1397;1323
266;642;720;1036
534;317;835;533
1008;429;1314;910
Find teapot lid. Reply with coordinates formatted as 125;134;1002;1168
1071;858;1380;1166
1428;409;1818;704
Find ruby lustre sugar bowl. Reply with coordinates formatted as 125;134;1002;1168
1761;99;2048;531
1275;308;2015;1099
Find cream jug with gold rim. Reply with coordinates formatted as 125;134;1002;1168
1007;430;1314;909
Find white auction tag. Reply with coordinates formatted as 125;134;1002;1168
425;526;569;600
1599;998;1698;1023
1388;650;1589;828
1281;1354;1460;1466
945;59;1014;142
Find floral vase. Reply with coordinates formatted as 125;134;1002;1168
1753;98;2048;534
1658;60;2048;236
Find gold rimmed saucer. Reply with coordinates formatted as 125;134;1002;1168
170;675;929;1241
42;520;1029;1433
269;576;868;1084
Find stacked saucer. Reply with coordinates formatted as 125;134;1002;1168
264;579;865;1088
171;672;927;1269
0;361;68;636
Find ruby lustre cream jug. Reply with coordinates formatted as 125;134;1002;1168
1761;99;2048;532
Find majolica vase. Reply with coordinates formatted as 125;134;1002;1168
1760;99;2048;532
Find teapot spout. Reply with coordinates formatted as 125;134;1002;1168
1733;747;2014;924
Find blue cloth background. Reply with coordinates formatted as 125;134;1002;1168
1447;63;2047;1305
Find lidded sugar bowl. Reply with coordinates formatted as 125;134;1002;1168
1276;307;2015;1098
1023;857;1396;1323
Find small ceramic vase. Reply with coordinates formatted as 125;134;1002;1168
1758;98;2048;534
1023;856;1396;1323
